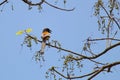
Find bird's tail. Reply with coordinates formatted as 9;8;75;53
40;41;46;54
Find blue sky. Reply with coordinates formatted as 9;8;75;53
0;0;120;80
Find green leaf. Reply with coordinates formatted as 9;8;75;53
16;30;24;35
25;28;32;33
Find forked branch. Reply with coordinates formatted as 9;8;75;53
22;0;75;11
88;61;120;80
51;61;120;80
99;1;120;29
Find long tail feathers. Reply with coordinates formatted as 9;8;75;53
40;41;46;54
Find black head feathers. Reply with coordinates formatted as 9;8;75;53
42;28;52;33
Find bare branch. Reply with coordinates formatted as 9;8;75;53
22;0;75;11
68;41;120;60
88;61;120;80
68;56;106;65
52;67;67;79
22;0;44;6
89;59;106;65
0;0;8;6
53;67;97;79
87;38;120;41
44;1;75;11
89;42;120;59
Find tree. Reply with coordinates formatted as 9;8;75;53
3;0;120;80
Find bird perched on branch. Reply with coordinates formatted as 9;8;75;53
40;28;51;54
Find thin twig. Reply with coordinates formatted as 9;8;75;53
53;67;97;79
89;42;120;59
89;59;106;65
70;56;106;65
68;41;120;60
22;0;75;11
88;38;120;41
44;1;75;11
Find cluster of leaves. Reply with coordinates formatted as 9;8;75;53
16;28;32;35
62;54;83;75
94;0;120;35
45;54;83;80
45;67;63;80
51;40;61;52
94;0;103;16
16;28;38;48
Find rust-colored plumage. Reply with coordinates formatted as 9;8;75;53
40;28;51;54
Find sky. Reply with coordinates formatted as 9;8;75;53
0;0;120;80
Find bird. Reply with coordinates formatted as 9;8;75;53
40;28;51;54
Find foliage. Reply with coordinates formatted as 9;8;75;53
16;28;32;35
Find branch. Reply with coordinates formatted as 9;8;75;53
0;0;8;6
26;34;89;59
22;0;44;6
89;41;120;59
52;67;97;79
44;1;75;11
100;2;120;30
69;41;120;61
52;61;120;80
26;34;120;60
88;61;120;80
70;56;106;65
22;0;75;11
87;38;120;41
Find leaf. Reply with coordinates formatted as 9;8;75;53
16;30;24;35
26;28;32;33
